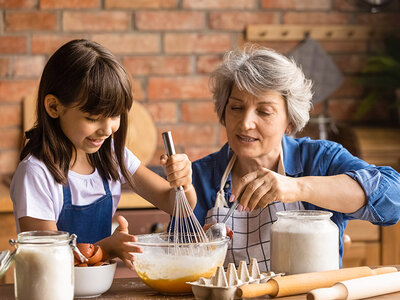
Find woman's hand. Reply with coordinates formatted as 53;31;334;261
231;167;300;212
160;153;193;192
203;223;234;240
96;216;142;270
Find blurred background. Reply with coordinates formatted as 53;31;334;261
0;0;400;283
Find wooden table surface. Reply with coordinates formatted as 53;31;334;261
1;275;400;300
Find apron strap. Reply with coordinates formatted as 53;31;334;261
215;153;236;208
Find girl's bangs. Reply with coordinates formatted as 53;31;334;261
78;60;132;117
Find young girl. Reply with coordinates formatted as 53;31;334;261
10;39;196;270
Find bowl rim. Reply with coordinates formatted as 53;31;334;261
129;233;230;247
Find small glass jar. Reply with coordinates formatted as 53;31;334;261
270;210;339;275
10;231;75;300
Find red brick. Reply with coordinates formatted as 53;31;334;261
210;12;279;30
261;0;331;9
319;41;367;53
40;0;99;9
148;77;211;100
12;56;45;78
284;12;349;24
218;126;227;145
331;76;363;98
0;80;37;103
181;101;218;123
131;78;144;101
309;102;323;116
184;146;220;162
0;36;27;54
123;56;191;76
333;0;358;11
0;150;19;175
105;0;177;9
237;37;299;54
136;12;205;31
92;34;160;54
0;58;10;78
0;127;22;149
328;98;359;122
63;12;130;32
147;102;178;124
0;104;21;126
334;54;367;74
164;33;230;54
31;34;83;54
196;55;223;74
155;124;216;147
183;0;256;9
355;13;400;27
0;0;36;9
5;12;58;31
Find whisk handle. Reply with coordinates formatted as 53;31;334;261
162;131;176;156
162;131;183;192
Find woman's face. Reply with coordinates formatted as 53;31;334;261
58;106;120;159
224;85;291;160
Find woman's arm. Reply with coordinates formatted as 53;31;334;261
232;169;366;213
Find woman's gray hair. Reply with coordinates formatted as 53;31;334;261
210;45;313;134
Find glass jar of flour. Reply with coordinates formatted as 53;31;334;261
270;210;339;275
10;231;75;300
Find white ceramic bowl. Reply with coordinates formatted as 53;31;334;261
74;260;116;298
130;233;229;295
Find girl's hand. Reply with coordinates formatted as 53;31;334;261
203;223;234;240
96;216;142;270
230;167;300;213
160;153;193;192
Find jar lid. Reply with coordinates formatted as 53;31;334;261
276;210;333;219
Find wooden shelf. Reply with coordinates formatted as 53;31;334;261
246;24;390;42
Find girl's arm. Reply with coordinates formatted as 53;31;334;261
129;154;197;215
19;216;57;231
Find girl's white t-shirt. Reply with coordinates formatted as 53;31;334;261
10;147;141;233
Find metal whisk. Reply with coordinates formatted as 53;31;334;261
162;131;208;249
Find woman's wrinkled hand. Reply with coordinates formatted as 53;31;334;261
230;167;300;213
160;153;193;192
96;215;142;270
203;223;234;240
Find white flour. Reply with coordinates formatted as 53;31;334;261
270;211;339;275
14;244;74;300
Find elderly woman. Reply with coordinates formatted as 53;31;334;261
192;46;400;272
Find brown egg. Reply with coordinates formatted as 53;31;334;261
87;245;103;265
77;263;88;267
77;243;95;258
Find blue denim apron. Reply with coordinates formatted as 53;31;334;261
57;177;113;244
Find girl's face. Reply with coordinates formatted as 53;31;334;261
225;85;291;161
58;105;120;158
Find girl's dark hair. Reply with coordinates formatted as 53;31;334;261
21;39;135;187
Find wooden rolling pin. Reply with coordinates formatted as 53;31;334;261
237;266;397;298
307;271;400;300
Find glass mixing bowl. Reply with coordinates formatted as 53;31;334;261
130;233;229;294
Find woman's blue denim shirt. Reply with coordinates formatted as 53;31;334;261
192;135;400;266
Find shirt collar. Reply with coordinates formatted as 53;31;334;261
282;134;303;176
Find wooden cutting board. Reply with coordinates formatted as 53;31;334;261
23;94;157;165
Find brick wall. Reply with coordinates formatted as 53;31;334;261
0;0;399;180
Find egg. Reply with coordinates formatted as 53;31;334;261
74;243;105;267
